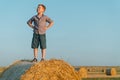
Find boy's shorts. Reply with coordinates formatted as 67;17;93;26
31;33;46;49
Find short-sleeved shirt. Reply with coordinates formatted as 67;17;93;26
27;14;53;34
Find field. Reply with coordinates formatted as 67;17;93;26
82;77;120;80
75;66;120;80
0;61;120;80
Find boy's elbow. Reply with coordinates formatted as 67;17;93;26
27;21;29;25
27;21;32;27
51;21;54;25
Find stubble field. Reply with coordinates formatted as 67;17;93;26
0;60;120;80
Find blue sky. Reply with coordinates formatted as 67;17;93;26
0;0;120;66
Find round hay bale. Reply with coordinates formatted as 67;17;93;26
78;67;87;78
0;60;33;80
111;68;117;76
106;68;117;76
101;69;105;73
106;68;111;75
20;59;80;80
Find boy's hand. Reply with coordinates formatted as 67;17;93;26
44;27;48;30
44;22;54;30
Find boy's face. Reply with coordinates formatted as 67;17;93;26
37;6;45;14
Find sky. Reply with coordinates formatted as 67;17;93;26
0;0;120;66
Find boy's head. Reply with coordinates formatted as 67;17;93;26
37;4;46;13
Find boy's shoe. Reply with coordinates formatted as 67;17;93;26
32;58;37;62
40;58;45;62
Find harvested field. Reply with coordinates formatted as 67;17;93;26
0;59;120;80
82;77;120;80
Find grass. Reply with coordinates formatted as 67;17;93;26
82;77;120;80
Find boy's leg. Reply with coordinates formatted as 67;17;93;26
31;33;39;62
32;48;38;62
39;34;46;61
34;48;38;58
41;48;46;59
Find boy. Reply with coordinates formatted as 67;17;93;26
27;4;54;62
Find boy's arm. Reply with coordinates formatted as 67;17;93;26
45;17;54;30
27;18;34;29
46;21;54;30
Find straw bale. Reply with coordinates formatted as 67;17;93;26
20;59;80;80
78;67;87;78
111;68;117;76
106;68;117;76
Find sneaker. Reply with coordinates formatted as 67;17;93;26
40;58;45;61
32;58;37;62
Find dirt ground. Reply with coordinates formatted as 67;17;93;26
87;73;120;78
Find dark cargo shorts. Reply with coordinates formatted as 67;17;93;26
31;33;46;49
